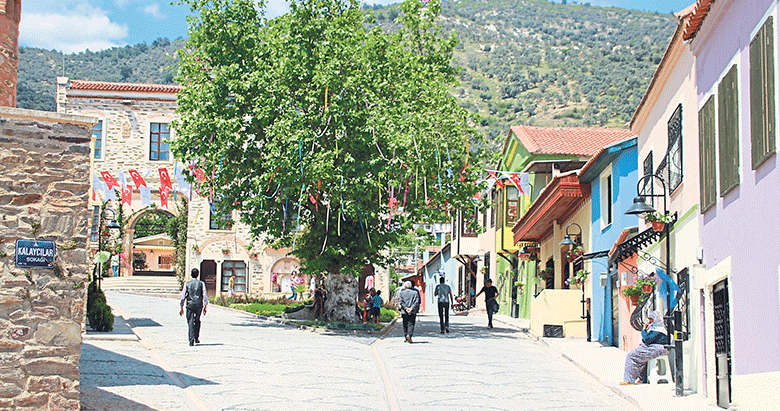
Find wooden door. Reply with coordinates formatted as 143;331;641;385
200;260;217;297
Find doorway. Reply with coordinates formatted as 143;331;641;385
200;260;217;297
713;280;731;408
611;272;619;347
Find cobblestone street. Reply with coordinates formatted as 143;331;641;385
80;292;637;411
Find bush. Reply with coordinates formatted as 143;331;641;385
87;282;106;315
88;300;114;332
380;307;399;322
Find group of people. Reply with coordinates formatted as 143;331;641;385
362;288;383;323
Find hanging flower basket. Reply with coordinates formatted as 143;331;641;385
221;248;230;255
630;294;639;305
641;284;653;293
651;221;665;232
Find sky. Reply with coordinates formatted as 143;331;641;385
20;0;696;54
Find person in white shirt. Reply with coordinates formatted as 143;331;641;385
434;276;454;333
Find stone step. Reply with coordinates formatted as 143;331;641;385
101;276;182;293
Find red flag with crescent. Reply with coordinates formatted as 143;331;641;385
487;170;505;188
122;184;132;205
100;171;120;190
509;173;525;195
159;167;172;191
128;169;146;190
160;186;170;208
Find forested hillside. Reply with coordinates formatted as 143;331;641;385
17;0;677;145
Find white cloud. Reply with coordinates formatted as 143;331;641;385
142;3;165;18
19;4;128;53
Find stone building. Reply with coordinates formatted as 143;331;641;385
0;0;20;107
0;106;95;410
56;78;342;299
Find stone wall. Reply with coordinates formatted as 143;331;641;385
0;107;95;410
0;0;19;107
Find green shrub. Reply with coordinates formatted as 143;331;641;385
87;282;106;315
88;300;114;332
380;307;399;322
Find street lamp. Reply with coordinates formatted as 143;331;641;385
96;208;121;286
625;173;682;396
559;222;589;340
559;222;582;246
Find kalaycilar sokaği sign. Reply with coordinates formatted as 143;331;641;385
15;239;56;268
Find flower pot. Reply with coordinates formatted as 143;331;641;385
651;221;665;232
641;284;653;293
629;295;639;305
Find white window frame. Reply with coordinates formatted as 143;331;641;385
600;169;612;231
92;118;106;160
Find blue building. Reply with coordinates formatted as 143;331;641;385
577;136;638;345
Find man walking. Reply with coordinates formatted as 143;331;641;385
179;268;208;346
434;276;453;333
474;278;498;329
398;281;421;343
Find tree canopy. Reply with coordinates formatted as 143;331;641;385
173;0;483;277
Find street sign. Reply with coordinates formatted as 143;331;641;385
15;239;56;268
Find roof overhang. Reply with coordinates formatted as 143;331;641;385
512;173;590;243
523;159;587;174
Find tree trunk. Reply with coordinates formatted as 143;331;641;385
324;272;359;323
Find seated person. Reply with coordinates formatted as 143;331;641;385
621;310;671;385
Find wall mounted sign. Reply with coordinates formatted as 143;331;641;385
15;239;56;268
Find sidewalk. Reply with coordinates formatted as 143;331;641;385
490;313;719;411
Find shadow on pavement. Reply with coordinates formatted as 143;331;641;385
80;387;160;411
126;318;163;327
80;344;216;388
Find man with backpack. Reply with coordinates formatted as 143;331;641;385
179;268;208;346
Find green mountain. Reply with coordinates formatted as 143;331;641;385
18;0;676;144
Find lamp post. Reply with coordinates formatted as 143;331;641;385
96;208;121;286
560;222;589;341
625;173;682;396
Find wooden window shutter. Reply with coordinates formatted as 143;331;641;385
718;65;740;195
699;96;717;212
750;16;776;169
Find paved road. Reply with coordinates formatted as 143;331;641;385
80;293;638;411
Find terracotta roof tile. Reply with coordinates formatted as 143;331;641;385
683;0;715;41
509;125;634;157
69;80;181;94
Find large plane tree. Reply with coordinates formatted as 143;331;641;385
173;0;482;321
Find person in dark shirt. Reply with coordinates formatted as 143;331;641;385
179;268;208;346
621;310;671;385
474;278;499;329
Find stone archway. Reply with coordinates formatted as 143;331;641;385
269;257;300;294
122;207;177;276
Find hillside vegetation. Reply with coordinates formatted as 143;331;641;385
18;0;676;145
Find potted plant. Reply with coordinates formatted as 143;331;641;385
221;248;230;255
191;244;199;253
621;285;643;305
644;212;673;232
480;266;489;274
566;245;585;262
565;269;589;288
635;272;659;293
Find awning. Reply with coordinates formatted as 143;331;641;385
512;173;590;243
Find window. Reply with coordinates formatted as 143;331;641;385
209;200;233;230
505;186;519;225
642;151;654;206
221;261;246;292
490;190;495;228
718;65;740;195
149;123;170;161
90;206;100;242
749;16;776;169
699;96;717;212
92;120;103;159
601;173;612;228
667;105;683;192
461;207;478;237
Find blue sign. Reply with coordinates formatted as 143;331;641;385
15;239;56;268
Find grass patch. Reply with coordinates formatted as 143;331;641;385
291;320;384;331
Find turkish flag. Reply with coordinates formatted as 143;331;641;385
129;169;146;190
160;186;170;208
122;184;132;206
100;171;120;190
487;170;505;188
159;167;172;190
509;173;525;195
